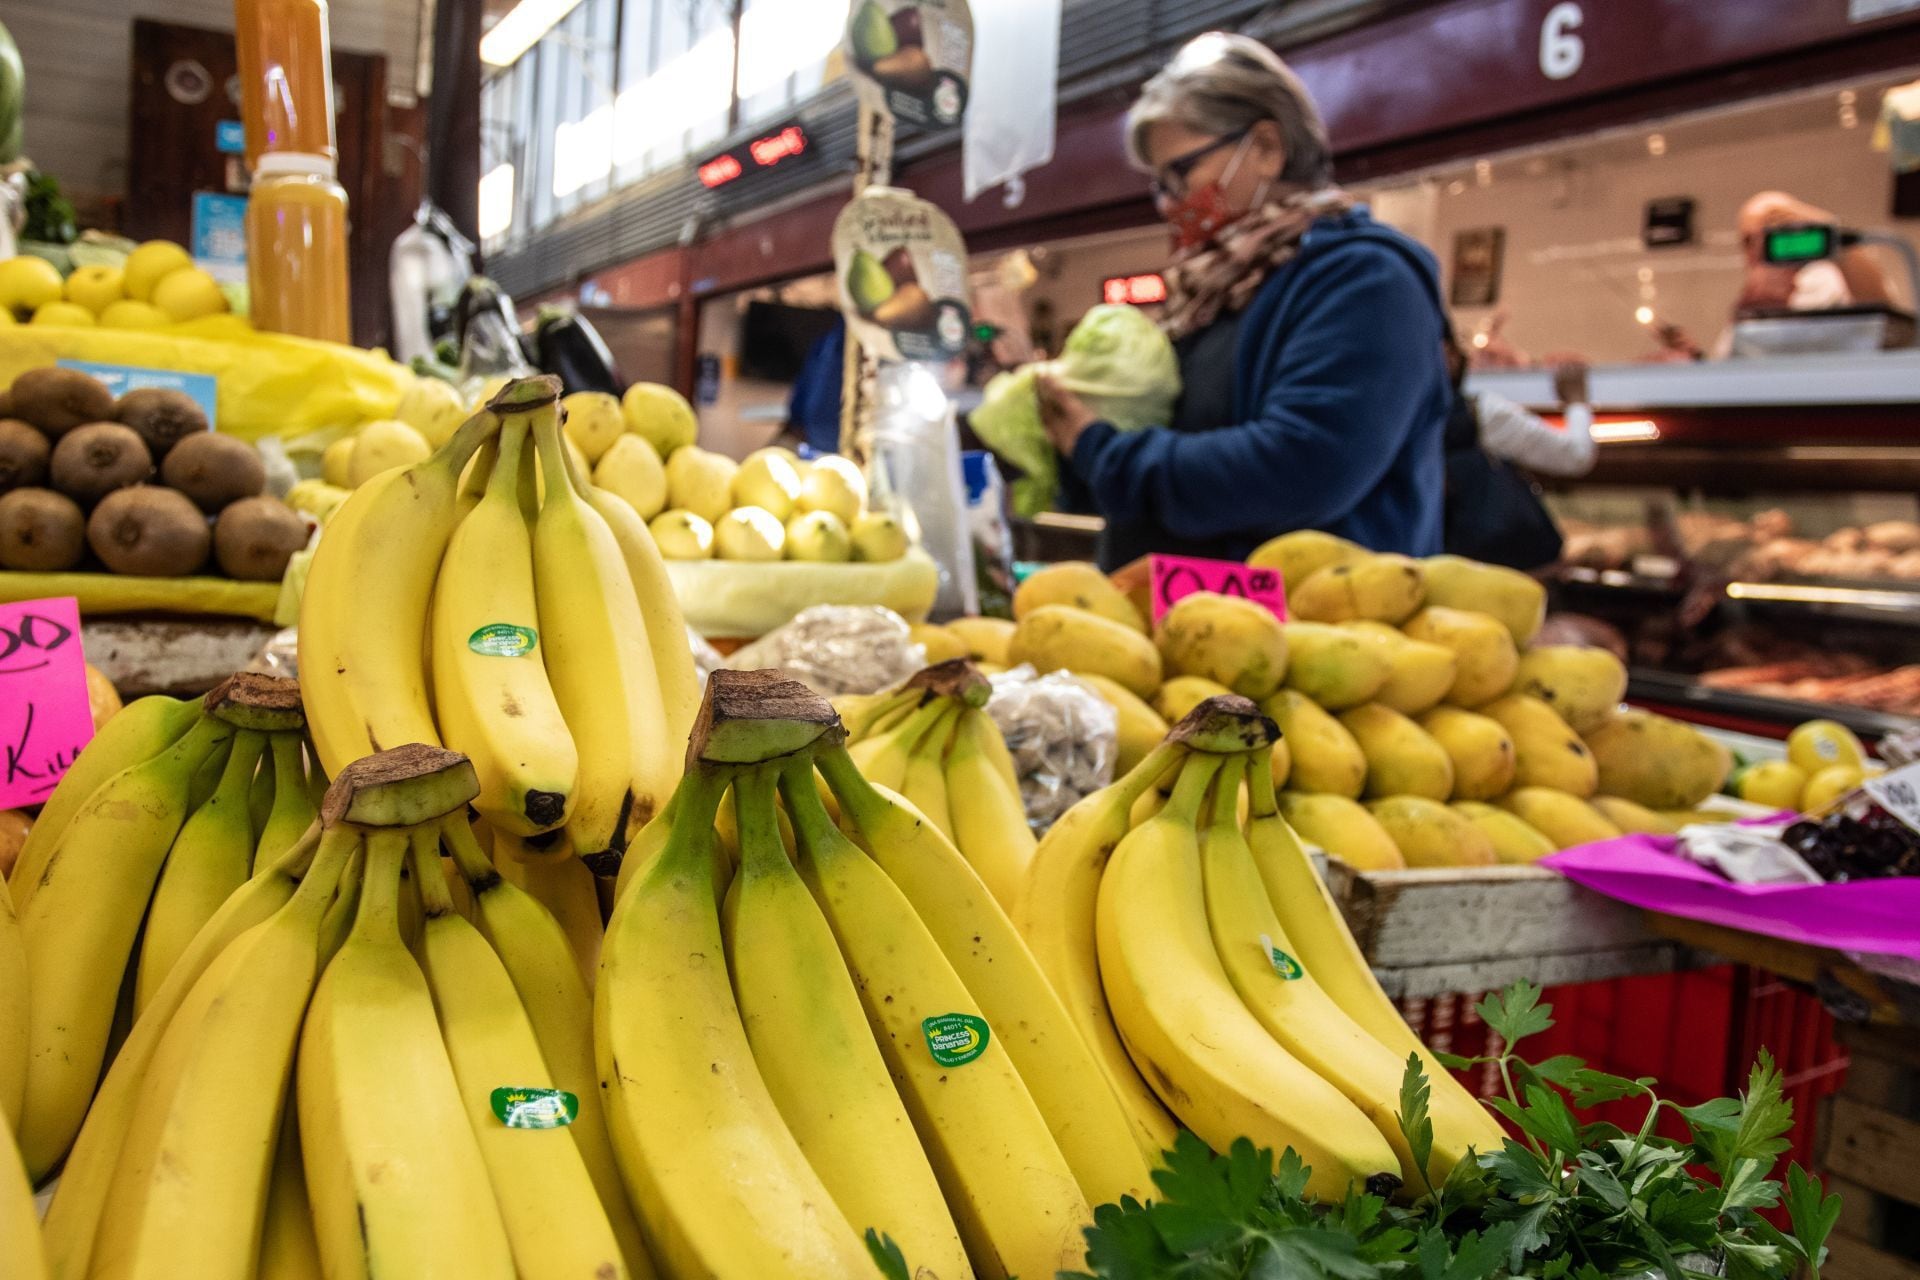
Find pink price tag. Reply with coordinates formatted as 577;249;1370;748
0;598;96;809
1149;555;1287;624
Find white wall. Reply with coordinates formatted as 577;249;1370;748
0;0;425;203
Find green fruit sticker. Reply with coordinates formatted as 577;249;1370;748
469;623;537;657
490;1087;577;1129
1261;934;1305;981
922;1013;990;1067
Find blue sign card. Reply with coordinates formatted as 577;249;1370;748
215;120;246;154
190;192;249;283
55;361;219;431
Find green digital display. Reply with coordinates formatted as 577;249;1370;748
1763;225;1835;264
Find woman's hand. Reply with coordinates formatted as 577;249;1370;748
1037;374;1098;456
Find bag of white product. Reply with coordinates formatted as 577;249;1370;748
722;605;925;696
984;664;1118;832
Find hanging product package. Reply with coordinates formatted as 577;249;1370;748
845;0;973;130
832;185;973;365
962;0;1060;200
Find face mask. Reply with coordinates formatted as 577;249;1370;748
1163;134;1265;253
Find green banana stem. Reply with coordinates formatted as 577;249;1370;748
813;744;890;827
408;825;459;918
1109;742;1188;812
258;821;323;882
641;767;733;892
731;767;785;881
319;841;366;962
353;829;411;944
1246;744;1280;821
776;756;843;854
431;402;510;481
439;815;502;891
1159;752;1224;829
527;398;576;508
1205;755;1247;832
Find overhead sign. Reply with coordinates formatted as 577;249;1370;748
696;123;812;190
1101;273;1167;306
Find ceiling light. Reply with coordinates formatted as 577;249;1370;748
1475;160;1492;187
1634;305;1655;325
481;0;585;67
1646;133;1667;156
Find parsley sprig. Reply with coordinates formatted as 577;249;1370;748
1061;980;1841;1280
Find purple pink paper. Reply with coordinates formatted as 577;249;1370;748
0;597;96;809
1149;554;1288;624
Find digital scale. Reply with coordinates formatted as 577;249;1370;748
1730;222;1920;357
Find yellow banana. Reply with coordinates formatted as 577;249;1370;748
1095;752;1402;1202
834;685;919;742
432;413;578;835
726;766;970;1277
135;730;268;1012
1200;756;1492;1188
254;733;319;871
7;694;198;911
0;1102;46;1280
899;702;960;839
87;825;357;1280
817;745;1156;1209
440;817;653;1277
250;750;276;835
493;836;603;989
0;846;25;1128
782;760;1086;1280
1244;748;1505;1150
1009;743;1183;1164
595;767;870;1278
39;825;322;1280
944;709;1038;910
16;712;234;1178
563;444;700;803
257;1101;322;1280
531;390;678;858
299;404;499;773
848;695;947;791
298;827;516;1280
610;787;680;904
411;829;631;1280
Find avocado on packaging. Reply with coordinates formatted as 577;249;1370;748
833;185;972;364
845;0;973;129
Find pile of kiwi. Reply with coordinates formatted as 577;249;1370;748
0;366;309;581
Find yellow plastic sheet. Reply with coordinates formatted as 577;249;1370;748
0;571;282;623
665;553;940;638
0;317;412;441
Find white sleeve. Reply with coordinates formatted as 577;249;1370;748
1474;391;1597;477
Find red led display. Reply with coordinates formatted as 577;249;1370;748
1101;273;1168;305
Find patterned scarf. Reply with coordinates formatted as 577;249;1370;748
1159;188;1357;341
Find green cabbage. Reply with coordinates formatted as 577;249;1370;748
969;304;1180;517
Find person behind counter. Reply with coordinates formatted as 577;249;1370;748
1037;31;1451;572
1441;331;1594;571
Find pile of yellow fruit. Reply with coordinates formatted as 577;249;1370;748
562;383;910;565
0;241;230;329
1731;719;1884;813
916;533;1737;871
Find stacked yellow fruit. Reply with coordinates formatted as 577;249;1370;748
961;540;1734;873
1731;719;1884;813
0;240;232;329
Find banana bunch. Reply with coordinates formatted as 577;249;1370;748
4;672;322;1182
1011;693;1510;1202
300;373;700;865
37;742;648;1280
836;660;1035;909
600;669;1161;1280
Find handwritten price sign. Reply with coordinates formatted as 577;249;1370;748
0;598;96;809
1149;554;1288;624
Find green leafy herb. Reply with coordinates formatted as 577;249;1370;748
864;1228;910;1280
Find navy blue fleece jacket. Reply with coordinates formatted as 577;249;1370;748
1067;208;1450;570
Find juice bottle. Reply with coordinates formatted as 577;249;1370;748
234;0;336;166
246;152;351;344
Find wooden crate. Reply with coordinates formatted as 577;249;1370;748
1324;862;1691;999
1819;1024;1920;1280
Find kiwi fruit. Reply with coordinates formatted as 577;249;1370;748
214;495;308;580
10;368;116;439
0;487;87;571
87;485;211;576
0;419;51;492
115;388;209;460
161;432;267;512
0;387;14;418
50;422;155;504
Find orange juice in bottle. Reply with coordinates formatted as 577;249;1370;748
246;152;351;343
234;0;336;165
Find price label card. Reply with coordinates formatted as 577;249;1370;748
0;597;96;809
56;360;219;430
1149;554;1287;624
1864;761;1920;835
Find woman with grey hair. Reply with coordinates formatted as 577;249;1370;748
1040;31;1452;570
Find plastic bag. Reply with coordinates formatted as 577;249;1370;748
962;0;1060;201
968;304;1180;515
688;627;725;691
985;664;1117;832
722;605;927;696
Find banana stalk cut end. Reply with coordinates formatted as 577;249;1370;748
904;658;993;708
321;744;481;828
691;669;842;765
486;373;562;412
1168;694;1280;755
202;671;306;731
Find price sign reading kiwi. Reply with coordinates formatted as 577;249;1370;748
0;596;96;809
1149;554;1288;624
846;0;972;128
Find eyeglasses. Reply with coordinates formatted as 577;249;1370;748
1149;126;1252;201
